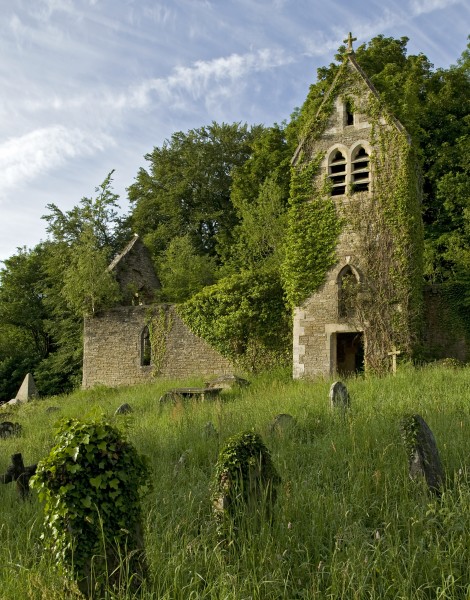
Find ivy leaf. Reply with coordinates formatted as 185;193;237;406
89;475;102;489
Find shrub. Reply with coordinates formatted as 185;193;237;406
31;417;151;597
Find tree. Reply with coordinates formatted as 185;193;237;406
0;246;51;358
225;123;292;271
128;122;259;260
61;226;121;316
43;170;129;254
158;234;218;303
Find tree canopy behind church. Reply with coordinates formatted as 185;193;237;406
0;35;469;395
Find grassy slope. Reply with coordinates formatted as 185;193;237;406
0;365;469;599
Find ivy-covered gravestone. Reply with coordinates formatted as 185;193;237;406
212;431;280;539
31;418;151;598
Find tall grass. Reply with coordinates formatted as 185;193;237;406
0;365;469;599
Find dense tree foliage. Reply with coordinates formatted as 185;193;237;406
0;173;127;399
1;36;468;396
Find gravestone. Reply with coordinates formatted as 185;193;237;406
269;413;297;436
212;431;280;539
0;453;37;499
0;422;22;438
15;373;39;402
203;421;218;438
115;403;133;415
400;414;444;494
329;381;350;409
205;374;250;390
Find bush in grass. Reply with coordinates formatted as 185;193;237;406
31;417;151;597
212;431;281;539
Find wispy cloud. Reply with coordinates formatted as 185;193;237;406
142;4;175;26
410;0;461;16
0;126;114;198
18;47;294;115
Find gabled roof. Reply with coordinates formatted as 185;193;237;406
108;234;160;304
108;233;141;272
292;50;409;165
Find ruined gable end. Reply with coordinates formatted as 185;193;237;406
108;234;160;305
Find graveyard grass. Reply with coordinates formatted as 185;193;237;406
0;364;469;599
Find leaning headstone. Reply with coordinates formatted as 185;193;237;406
0;421;22;438
15;373;39;403
212;431;280;540
205;374;250;390
329;381;350;409
269;413;297;436
115;403;133;415
400;414;444;495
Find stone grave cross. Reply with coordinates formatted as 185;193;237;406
387;346;402;374
0;453;37;499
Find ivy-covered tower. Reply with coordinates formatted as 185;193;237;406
285;34;423;378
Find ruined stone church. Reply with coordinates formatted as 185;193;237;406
82;37;466;389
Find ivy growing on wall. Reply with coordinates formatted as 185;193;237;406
282;154;342;307
344;91;423;371
146;305;173;376
282;55;423;372
178;270;290;372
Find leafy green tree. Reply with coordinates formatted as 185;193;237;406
35;172;129;394
128;122;259;260
0;324;39;401
0;246;51;357
43;170;129;254
62;226;121;316
158;234;218;302
226;123;292;271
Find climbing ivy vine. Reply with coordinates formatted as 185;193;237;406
146;305;173;376
282;55;423;372
343;92;423;372
282;154;341;307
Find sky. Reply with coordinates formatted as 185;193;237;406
0;0;468;263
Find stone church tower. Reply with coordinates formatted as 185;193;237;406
290;35;423;378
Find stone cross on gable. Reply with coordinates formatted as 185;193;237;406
343;32;357;54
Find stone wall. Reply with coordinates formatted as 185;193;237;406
82;305;233;388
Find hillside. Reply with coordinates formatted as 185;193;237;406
0;364;469;599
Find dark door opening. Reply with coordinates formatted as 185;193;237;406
336;332;364;376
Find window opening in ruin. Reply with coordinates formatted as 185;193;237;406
329;150;347;196
141;326;151;366
336;332;364;376
351;146;370;192
345;100;354;126
338;266;359;318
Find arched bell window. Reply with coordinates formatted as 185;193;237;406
338;266;359;318
328;150;347;196
351;146;370;193
141;326;151;366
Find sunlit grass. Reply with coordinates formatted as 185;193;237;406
0;364;469;598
